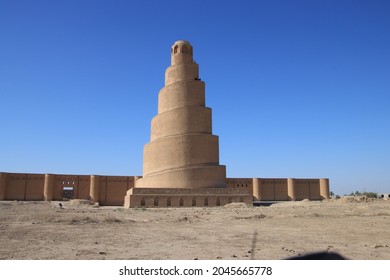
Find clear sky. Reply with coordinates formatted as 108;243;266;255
0;0;389;195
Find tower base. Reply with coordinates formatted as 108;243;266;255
124;187;252;208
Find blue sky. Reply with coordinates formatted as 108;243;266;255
0;0;389;195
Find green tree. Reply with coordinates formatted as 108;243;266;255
355;191;362;196
362;192;378;198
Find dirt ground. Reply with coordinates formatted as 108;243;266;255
0;198;389;260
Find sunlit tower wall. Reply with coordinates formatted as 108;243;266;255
134;40;227;189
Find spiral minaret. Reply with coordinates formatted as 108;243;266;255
135;40;227;189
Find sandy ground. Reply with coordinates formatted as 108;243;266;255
0;198;389;260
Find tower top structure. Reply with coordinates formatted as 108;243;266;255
171;40;193;65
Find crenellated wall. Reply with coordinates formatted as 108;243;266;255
0;172;135;206
252;178;330;201
0;172;330;205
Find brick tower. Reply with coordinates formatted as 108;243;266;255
124;40;251;207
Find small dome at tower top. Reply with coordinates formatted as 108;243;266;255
173;40;191;45
171;40;193;62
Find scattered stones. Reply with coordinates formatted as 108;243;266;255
69;199;94;206
223;203;247;209
234;214;266;220
282;247;297;253
178;216;189;222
